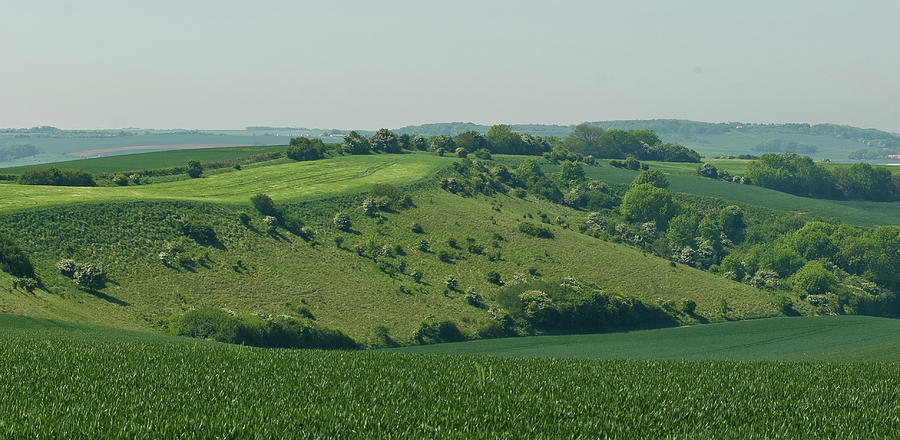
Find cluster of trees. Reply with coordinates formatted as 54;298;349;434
494;280;677;334
171;308;359;349
56;259;107;291
742;153;900;200
18;167;96;186
561;124;700;162
286;137;328;161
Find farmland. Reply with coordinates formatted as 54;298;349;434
0;154;448;212
1;313;898;439
393;315;900;361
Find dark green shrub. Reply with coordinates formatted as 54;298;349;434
187;160;203;178
286;137;327;161
180;221;218;246
445;276;458;291
411;222;424;234
19;167;96;186
438;250;453;263
518;222;554;239
681;299;697;315
333;212;351;231
74;263;107;291
250;194;278;217
238;212;251;227
487;271;502;285
413;320;465;344
0;234;34;278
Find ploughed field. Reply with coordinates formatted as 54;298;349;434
1;314;899;439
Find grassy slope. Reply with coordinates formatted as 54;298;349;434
2;314;899;438
517;157;900;227
0;153;447;212
392;315;900;361
0;145;289;174
0;155;780;341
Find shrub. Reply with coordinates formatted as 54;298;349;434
0;234;34;278
333;212;352;231
187;160;203;178
411;270;423;283
113;174;129;186
625;157;641;170
447;238;459;249
438;250;453;263
445;276;458;291
698;163;719;178
417;240;430;252
474;148;492;160
238;212;252;227
369;184;411;209
411;223;424;234
518;222;554;239
465;288;484;307
681;299;697;315
56;259;78;277
286;137;326;161
413;320;465;344
74;263;106;291
361;198;377;216
263;216;279;233
333;236;344;248
180;221;218;246
250;194;278;217
487;271;502;285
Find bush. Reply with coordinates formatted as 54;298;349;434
518;222;554;239
19;167;96;186
113;174;129;186
250;194;278;217
180;221;218;246
445;276;458;291
333;212;352;231
286;137;327;161
413;320;465;344
411;223;424;234
74;263;106;291
238;212;252;227
0;234;34;278
465;288;484;307
417;240;430;252
681;299;697;315
698;163;719;178
487;271;502;285
56;259;78;277
438;250;453;263
263;216;279;233
187;160;203;178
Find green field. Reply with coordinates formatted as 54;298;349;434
522;158;900;227
0;145;289;175
2;314;898;439
0;154;448;212
392;315;900;361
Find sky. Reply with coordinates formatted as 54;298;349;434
1;0;899;132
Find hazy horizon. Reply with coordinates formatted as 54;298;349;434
2;0;899;133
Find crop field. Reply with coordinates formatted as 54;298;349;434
0;154;450;213
0;145;289;175
393;315;900;361
521;158;900;227
1;314;898;439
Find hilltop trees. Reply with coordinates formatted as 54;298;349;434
620;184;678;228
342;131;371;155
287;137;327;161
18;167;96;186
562;125;699;162
370;129;401;153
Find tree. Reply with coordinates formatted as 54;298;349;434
620;184;678;228
790;261;837;294
341;131;371;155
631;169;669;189
454;131;488;152
559;160;585;184
485;124;521;154
333;212;352;231
250;194;278;217
0;233;34;278
697;163;718;178
429;134;455;152
564;124;605;155
286;137;326;161
718;206;746;243
666;214;699;249
74;263;106;291
411;135;427;151
370;128;401;153
187;160;203;178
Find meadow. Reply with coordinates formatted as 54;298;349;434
1;314;898;439
392;315;900;361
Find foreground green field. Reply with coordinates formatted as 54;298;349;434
522;158;900;227
393;315;900;361
0;153;448;212
1;314;898;439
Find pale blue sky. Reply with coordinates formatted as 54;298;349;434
1;0;898;132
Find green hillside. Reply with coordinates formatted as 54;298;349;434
392;315;900;361
2;314;898;439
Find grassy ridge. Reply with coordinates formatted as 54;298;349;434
392;315;900;361
2;315;898;439
0;154;449;212
0;186;778;340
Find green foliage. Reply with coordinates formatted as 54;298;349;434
559;160;585;183
250;193;278;217
370;129;401;154
518;222;554;239
18;167;96;186
790;261;838;294
341;131;371;155
186;160;203;178
620;184;678;228
631;169;669;189
0;233;34;278
413;320;465;344
486;271;502;285
286;137;327;161
179;221;218;246
172;308;359;349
